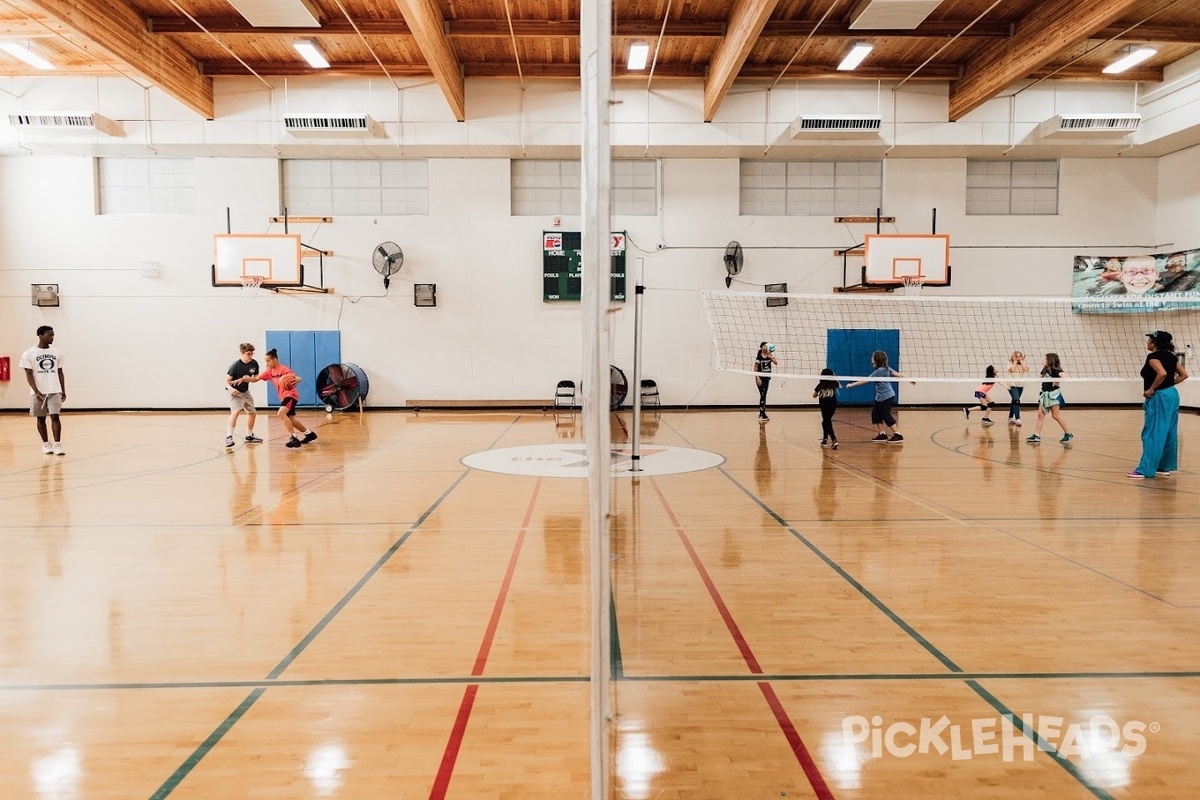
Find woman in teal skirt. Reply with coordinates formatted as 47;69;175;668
1129;331;1189;479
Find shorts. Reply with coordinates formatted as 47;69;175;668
974;391;990;402
871;397;896;426
280;396;298;417
30;393;62;417
229;390;256;414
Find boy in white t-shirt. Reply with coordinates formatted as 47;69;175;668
20;325;66;455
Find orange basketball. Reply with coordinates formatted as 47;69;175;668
281;374;300;390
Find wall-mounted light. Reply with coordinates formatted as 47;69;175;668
837;42;873;72
0;42;56;71
1102;46;1156;75
293;40;330;69
627;41;650;71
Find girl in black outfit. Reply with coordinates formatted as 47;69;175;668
754;342;778;421
813;368;840;449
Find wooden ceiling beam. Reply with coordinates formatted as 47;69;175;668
1029;64;1162;81
18;0;212;118
392;0;465;120
704;0;781;122
0;19;70;36
949;0;1146;121
1093;23;1200;44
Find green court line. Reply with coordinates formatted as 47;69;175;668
148;471;473;798
711;464;1120;800
1;675;590;692
609;587;624;679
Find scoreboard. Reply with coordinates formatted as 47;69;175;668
543;231;627;302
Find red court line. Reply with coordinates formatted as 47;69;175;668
429;478;543;800
650;477;835;800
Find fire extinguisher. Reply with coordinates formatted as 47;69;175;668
0;356;10;382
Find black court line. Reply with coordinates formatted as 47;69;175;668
150;416;523;799
609;587;624;679
662;420;1117;800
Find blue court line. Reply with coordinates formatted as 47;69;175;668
149;470;471;798
709;464;1117;800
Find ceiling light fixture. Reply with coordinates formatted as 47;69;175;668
1102;46;1156;75
0;42;56;71
837;42;873;72
627;41;650;71
293;40;330;70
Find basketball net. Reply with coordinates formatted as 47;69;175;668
900;275;925;296
240;275;266;299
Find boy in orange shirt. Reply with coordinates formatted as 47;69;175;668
250;349;318;448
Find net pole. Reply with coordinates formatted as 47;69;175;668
581;2;613;797
630;257;644;472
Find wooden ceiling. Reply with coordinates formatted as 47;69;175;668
0;0;1197;122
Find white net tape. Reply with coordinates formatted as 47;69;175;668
702;289;1200;382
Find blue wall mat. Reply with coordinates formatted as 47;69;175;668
827;328;901;406
264;331;341;407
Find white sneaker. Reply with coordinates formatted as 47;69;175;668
41;442;53;454
1014;420;1022;427
52;443;65;456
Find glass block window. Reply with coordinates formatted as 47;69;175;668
512;160;582;216
612;160;657;215
739;160;883;216
281;160;429;216
98;158;195;214
511;160;659;216
966;160;1059;215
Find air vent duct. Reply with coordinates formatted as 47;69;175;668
226;0;320;27
1040;114;1141;137
7;112;123;136
849;0;943;30
283;115;385;138
790;116;882;137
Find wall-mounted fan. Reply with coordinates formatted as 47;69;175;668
372;241;404;288
723;241;743;287
317;362;370;412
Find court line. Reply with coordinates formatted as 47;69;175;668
709;466;1117;800
610;589;625;679
0;675;589;691
430;479;543;800
649;477;834;800
149;457;484;798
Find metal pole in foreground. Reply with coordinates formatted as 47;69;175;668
631;257;645;472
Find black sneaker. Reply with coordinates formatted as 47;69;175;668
820;439;829;448
759;415;769;422
831;442;839;450
302;431;318;444
225;435;235;449
963;407;970;419
888;434;904;443
871;433;889;442
245;434;264;444
285;438;302;448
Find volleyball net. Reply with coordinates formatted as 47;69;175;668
702;290;1200;383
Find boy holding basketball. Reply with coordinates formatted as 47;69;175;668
225;342;263;449
250;348;317;448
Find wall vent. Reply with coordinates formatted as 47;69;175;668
283;115;385;138
791;116;882;137
7;112;123;137
1040;114;1141;137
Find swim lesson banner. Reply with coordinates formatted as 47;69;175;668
1073;248;1200;313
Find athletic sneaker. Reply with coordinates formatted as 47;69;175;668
831;442;839;450
888;434;904;443
1156;470;1171;477
1127;471;1146;479
1013;419;1022;427
759;414;769;422
245;434;264;444
820;439;829;448
1026;434;1041;443
963;407;971;419
52;443;64;456
302;432;318;444
41;442;53;454
225;435;236;448
285;438;302;449
981;418;994;427
872;433;889;442
1060;433;1074;444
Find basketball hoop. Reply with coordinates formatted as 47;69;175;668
900;275;925;297
240;275;266;299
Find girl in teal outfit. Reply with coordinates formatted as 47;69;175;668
1129;331;1189;479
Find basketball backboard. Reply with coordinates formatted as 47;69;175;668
212;234;303;288
864;234;951;286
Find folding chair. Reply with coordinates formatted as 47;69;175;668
554;379;577;409
639;378;661;407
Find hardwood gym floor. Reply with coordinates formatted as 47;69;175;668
1;407;1198;798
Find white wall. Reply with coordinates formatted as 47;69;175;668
0;148;1164;410
1155;143;1200;407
